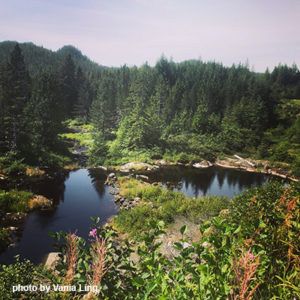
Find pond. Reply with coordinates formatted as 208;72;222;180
0;168;117;264
0;166;281;264
145;165;276;199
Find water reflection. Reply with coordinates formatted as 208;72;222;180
0;169;117;264
0;166;280;264
147;166;276;198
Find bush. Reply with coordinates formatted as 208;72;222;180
0;256;38;300
0;228;11;252
0;190;33;215
115;179;230;236
114;205;157;237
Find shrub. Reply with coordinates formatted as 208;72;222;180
0;256;38;300
0;190;33;215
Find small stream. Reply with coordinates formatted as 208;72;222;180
0;166;282;264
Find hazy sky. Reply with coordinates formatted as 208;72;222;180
0;0;299;71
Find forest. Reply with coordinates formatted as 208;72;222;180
0;41;300;176
0;42;299;299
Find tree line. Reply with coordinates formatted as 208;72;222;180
0;42;299;172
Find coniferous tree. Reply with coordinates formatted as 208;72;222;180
72;67;92;122
0;44;31;152
60;54;77;116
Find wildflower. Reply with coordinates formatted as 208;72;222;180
202;242;208;247
89;228;97;237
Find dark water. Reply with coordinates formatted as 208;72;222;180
0;166;280;264
0;168;117;264
146;166;278;199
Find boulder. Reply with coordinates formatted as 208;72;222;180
44;252;61;270
119;162;153;172
97;166;108;171
136;174;149;182
193;160;213;168
114;195;122;202
29;195;53;209
156;160;167;165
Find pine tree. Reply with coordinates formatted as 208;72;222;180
0;44;31;152
72;67;92;122
60;54;77;116
90;75;117;139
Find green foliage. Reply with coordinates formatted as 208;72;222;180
87;131;108;166
0;151;27;176
0;189;33;215
228;181;300;298
115;180;230;237
0;228;11;252
0;256;38;300
1;42;300;174
1;182;298;299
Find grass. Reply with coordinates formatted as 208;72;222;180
0;190;34;215
59;132;93;147
114;178;230;237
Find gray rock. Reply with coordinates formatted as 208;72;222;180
44;252;61;270
193;161;213;168
114;195;122;202
97;166;108;171
136;174;149;182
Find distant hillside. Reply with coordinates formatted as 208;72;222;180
0;41;104;76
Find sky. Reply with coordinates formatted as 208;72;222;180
0;0;299;72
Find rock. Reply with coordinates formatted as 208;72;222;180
44;252;61;270
105;173;117;186
114;195;122;202
97;166;107;171
9;226;18;231
136;174;149;182
193;161;213;168
119;162;153;172
109;189;116;195
148;202;153;207
2;212;27;226
29;195;53;209
156;160;167;165
134;197;141;202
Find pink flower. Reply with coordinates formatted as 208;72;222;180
250;253;255;261
89;228;97;237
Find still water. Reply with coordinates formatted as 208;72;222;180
0;166;280;264
0;168;117;264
